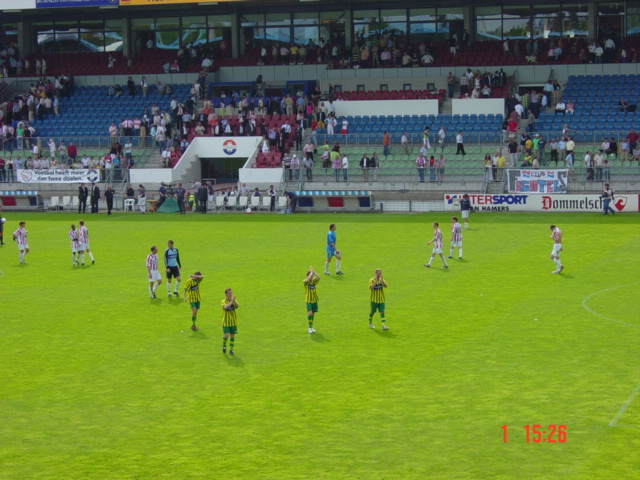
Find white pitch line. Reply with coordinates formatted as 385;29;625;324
609;382;640;427
581;283;640;329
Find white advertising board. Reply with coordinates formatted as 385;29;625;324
444;193;639;213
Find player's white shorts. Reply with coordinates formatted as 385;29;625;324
79;243;88;251
71;246;80;253
17;242;28;250
451;241;462;247
432;247;443;254
148;270;161;282
461;210;469;219
551;244;562;257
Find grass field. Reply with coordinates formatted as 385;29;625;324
1;210;639;480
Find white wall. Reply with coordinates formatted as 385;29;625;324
334;99;438;117
239;168;284;185
129;169;174;184
452;98;505;116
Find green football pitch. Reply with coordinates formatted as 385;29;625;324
1;211;639;480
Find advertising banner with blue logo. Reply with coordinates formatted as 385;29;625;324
36;0;118;8
507;168;569;194
18;169;101;184
444;193;639;213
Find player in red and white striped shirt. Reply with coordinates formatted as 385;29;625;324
12;221;29;264
78;220;95;265
449;217;463;260
69;224;81;266
146;245;162;298
425;222;448;268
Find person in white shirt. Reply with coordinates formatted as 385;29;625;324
438;127;446;152
594;44;604;63
326;116;336;135
514;102;525;118
401;132;409;154
584;151;594;180
46;138;56;159
341;155;349;181
421;53;434;66
162;147;171;168
594;150;604;181
455;132;465;156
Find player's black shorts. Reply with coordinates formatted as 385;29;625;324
166;266;181;279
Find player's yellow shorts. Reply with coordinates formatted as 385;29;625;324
306;302;318;313
370;302;385;313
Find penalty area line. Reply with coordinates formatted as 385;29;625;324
609;382;640;427
581;283;640;329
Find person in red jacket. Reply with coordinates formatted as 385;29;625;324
67;142;78;165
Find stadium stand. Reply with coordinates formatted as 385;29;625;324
534;75;639;135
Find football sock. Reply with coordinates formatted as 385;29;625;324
464;222;468;228
149;285;153;295
368;313;373;323
88;252;94;262
442;256;448;267
324;261;329;274
79;253;85;264
449;248;454;256
192;316;196;324
459;248;463;258
336;259;341;272
174;281;180;291
308;315;313;328
167;282;172;293
230;338;235;351
427;258;432;266
152;283;158;292
381;313;386;324
223;337;227;347
72;253;76;263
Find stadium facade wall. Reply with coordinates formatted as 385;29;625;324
334;100;439;117
452;99;504;116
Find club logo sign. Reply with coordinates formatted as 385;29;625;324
222;139;237;155
614;196;627;211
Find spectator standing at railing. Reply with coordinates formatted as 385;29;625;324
619;139;629;165
608;137;618;161
341;154;349;182
382;131;391;158
584;151;594;180
47;138;56;161
399;132;409;155
6;158;14;184
416;152;426;182
594;150;605;182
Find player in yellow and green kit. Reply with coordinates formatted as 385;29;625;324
221;288;239;356
183;271;204;331
368;268;388;330
304;266;321;334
